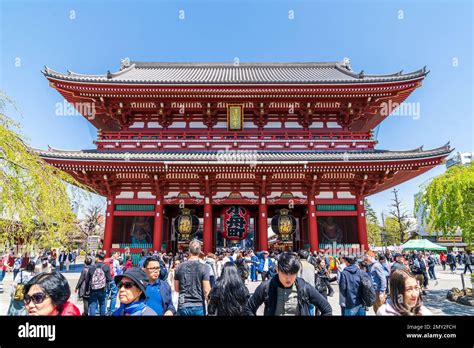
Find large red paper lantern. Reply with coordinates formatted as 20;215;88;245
220;206;250;241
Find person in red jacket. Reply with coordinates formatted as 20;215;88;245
23;272;80;316
439;253;447;271
125;256;133;270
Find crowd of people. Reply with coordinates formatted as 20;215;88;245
0;243;472;317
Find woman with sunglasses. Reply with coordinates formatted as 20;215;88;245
113;267;157;316
23;272;81;316
377;269;432;316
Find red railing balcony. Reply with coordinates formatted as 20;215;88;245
95;130;376;151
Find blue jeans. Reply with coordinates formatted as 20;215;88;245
308;303;315;316
428;266;437;280
177;306;205;316
250;266;257;281
0;270;6;282
107;280;118;314
344;305;366;316
89;289;107;316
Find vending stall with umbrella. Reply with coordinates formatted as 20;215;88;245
401;239;447;251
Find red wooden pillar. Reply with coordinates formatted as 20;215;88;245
103;194;115;256
153;196;164;252
203;197;213;253
258;197;268;251
307;199;319;252
356;195;369;252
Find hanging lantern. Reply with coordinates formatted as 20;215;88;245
220;206;250;241
271;209;297;241
174;208;199;241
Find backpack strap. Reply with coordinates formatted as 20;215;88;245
298;279;310;304
262;280;271;304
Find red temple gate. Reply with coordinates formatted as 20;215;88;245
37;59;451;256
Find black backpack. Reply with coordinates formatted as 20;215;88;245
358;270;376;307
235;259;249;281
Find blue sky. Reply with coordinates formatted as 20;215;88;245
1;0;473;219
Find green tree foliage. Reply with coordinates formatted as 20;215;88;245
365;199;381;246
0;92;86;250
418;163;474;246
383;216;405;246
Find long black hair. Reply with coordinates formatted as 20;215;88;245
208;263;249;316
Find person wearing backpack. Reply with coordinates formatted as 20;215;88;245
427;253;437;282
363;253;387;314
447;251;456;273
234;253;250;283
412;253;428;294
463;251;472;274
7;261;37;315
86;251;112;316
339;254;375;316
75;256;93;316
246;252;332;316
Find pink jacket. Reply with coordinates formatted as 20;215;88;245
376;300;432;316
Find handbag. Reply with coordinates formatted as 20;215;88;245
13;272;25;301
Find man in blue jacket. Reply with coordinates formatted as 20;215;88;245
257;251;273;281
142;256;175;316
339;254;365;316
249;251;259;282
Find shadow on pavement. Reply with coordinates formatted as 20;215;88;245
424;288;474;316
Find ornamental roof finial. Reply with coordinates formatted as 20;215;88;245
120;57;131;70
342;57;351;70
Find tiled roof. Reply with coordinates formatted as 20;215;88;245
43;59;428;85
35;144;451;163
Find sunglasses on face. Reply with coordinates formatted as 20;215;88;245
145;266;160;272
117;281;136;289
24;292;48;305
